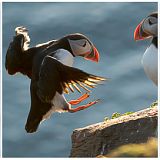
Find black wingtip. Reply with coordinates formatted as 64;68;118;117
25;128;37;133
25;119;41;133
25;124;38;133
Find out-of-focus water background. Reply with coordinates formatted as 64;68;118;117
2;2;157;157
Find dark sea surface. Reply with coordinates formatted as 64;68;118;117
2;2;157;157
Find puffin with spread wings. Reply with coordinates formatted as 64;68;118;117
5;26;106;133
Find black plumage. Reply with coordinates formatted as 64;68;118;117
152;37;157;48
6;26;106;133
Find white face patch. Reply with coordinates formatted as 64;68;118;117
68;39;92;56
143;17;157;36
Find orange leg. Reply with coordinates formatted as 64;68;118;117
68;93;90;105
68;99;100;113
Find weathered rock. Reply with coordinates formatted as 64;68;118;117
70;106;158;157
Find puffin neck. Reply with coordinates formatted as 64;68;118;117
152;37;157;48
58;38;75;57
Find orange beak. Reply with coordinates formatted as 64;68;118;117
134;21;144;41
84;46;99;62
134;20;150;41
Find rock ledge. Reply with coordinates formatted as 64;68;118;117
70;107;158;157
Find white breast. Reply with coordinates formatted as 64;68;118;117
142;44;158;85
54;49;74;67
42;49;73;121
42;92;70;121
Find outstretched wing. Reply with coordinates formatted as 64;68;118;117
37;55;106;103
15;26;30;50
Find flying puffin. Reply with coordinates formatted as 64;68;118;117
5;26;106;133
134;12;158;85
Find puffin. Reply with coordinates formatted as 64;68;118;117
134;12;158;85
5;26;106;133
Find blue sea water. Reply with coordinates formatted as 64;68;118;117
2;2;157;157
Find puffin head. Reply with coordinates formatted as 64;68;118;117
5;34;25;75
60;33;99;62
134;12;157;41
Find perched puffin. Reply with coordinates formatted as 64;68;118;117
134;12;158;85
5;26;106;133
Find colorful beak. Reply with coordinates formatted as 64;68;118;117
134;21;144;41
134;20;150;41
84;46;99;62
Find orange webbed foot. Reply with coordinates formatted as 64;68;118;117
68;99;100;113
68;93;90;105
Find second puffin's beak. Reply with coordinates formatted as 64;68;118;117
134;21;144;40
84;46;99;62
134;20;150;41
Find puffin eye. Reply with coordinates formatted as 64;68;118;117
82;41;87;47
148;17;157;25
149;19;153;25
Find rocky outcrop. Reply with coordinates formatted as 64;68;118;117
70;106;158;157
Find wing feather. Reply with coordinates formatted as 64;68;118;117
15;26;30;50
37;56;107;103
76;81;91;92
